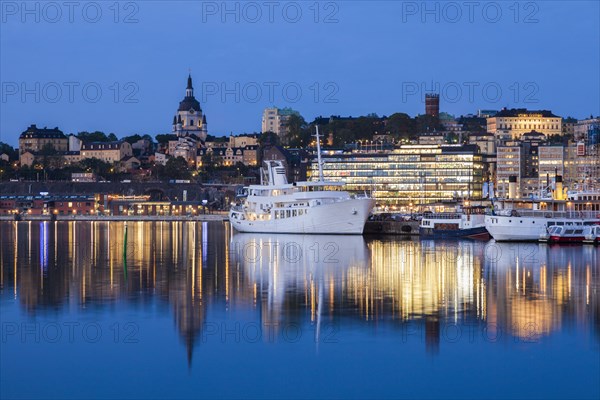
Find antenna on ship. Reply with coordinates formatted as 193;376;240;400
314;125;324;182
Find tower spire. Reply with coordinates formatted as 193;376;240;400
186;73;194;97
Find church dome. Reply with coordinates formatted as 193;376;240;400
178;96;201;112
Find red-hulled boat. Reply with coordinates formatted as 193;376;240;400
541;225;587;244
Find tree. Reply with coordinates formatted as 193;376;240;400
164;156;191;180
155;134;178;144
415;114;442;133
259;131;280;147
386;113;415;140
122;134;142;144
39;143;57;156
76;131;119;142
38;143;65;171
205;134;228;143
79;158;113;177
0;142;17;160
200;152;223;173
285;114;307;145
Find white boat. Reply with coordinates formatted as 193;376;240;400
486;191;600;242
419;206;489;239
583;225;600;245
229;128;375;234
539;225;588;244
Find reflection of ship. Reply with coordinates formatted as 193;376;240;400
231;232;369;326
2;221;598;366
229;128;374;234
483;241;599;339
231;232;369;287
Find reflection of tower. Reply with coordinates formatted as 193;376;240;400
425;315;440;355
169;222;204;368
425;93;440;117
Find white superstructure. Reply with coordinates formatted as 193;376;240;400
229;128;374;234
485;191;600;242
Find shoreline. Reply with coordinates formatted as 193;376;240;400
0;214;229;222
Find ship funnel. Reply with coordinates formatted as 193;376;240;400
508;176;518;199
265;160;288;186
554;175;565;200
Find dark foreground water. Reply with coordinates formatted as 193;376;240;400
0;221;598;399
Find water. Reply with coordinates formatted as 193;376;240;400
1;221;598;399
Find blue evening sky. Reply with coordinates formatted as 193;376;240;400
1;1;599;146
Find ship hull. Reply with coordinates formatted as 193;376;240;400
548;235;586;244
485;216;546;242
419;226;490;240
485;215;600;242
230;198;374;235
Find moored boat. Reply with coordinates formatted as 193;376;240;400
539;225;587;244
229;127;375;234
419;207;489;239
486;183;600;242
583;225;600;245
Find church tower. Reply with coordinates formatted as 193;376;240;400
172;74;207;141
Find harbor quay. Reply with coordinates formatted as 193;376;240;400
0;181;236;218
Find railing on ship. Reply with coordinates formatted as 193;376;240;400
422;213;462;220
492;209;600;219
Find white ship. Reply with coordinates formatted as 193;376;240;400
419;205;489;239
485;184;600;242
229;128;374;234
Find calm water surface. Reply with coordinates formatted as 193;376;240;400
1;221;598;399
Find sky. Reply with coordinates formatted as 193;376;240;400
1;1;599;146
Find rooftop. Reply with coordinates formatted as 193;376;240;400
494;108;559;118
19;125;66;139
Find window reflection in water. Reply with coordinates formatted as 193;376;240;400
1;221;598;363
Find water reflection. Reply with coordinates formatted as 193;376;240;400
1;221;598;363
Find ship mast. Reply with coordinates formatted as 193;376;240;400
315;125;324;182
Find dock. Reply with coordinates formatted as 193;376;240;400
363;220;420;236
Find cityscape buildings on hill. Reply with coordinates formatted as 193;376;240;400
2;76;599;209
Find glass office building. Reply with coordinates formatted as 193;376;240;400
309;145;484;206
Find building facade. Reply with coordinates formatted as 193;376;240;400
493;143;522;198
261;107;300;139
487;108;562;140
19;125;68;155
80;141;133;163
425;93;440;117
309;145;483;206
